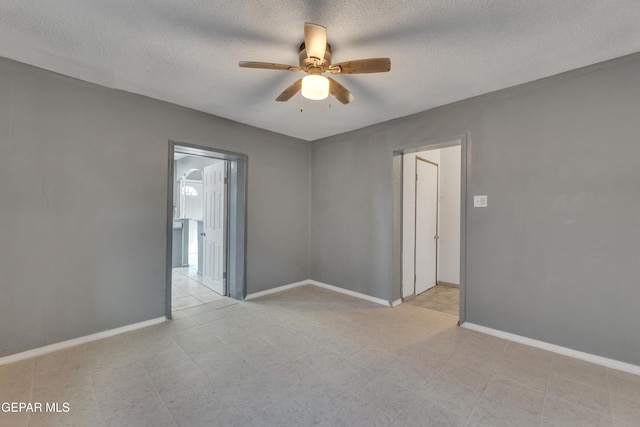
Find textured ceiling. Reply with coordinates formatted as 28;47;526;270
1;1;640;141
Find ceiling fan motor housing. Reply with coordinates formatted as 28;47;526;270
299;42;332;74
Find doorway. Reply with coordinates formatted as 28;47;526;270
166;142;247;318
398;139;465;319
172;155;227;296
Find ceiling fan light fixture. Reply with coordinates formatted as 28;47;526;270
301;75;329;100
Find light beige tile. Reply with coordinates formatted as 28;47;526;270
91;359;149;390
290;386;346;425
394;342;451;374
468;395;540;427
543;394;614;427
552;355;609;390
360;375;417;419
0;359;33;394
321;390;394;427
150;361;211;404
12;283;634;427
34;347;88;377
170;324;211;345
175;333;227;357
0;412;29;427
250;395;320;427
171;295;202;309
142;346;191;374
84;334;131;359
437;358;493;390
607;369;640;401
611;394;640;425
32;372;94;403
483;376;545;417
420;328;469;355
130;334;178;360
462;331;509;354
446;343;504;374
179;303;215;317
392;397;466;426
547;373;612;416
614;419;640;427
198;359;258;389
0;383;31;402
421;376;484;417
163;316;198;333
95;377;170;426
169;309;187;319
226;376;294;417
85;346;140;372
495;358;549;392
190;346;242;372
503;342;554;372
0;359;34;379
102;400;176;427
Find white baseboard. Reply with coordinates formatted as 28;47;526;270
0;317;167;366
244;280;308;300
245;279;391;307
308;280;390;307
462;322;640;376
390;299;403;307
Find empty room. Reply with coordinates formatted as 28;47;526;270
1;1;640;426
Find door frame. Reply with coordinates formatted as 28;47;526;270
414;156;439;296
392;133;468;322
166;141;248;319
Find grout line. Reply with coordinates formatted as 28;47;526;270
87;345;105;425
539;353;556;427
606;368;615;423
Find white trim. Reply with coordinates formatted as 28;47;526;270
0;317;167;366
461;322;640;376
390;299;403;307
244;280;308;300
308;280;390;307
245;279;392;307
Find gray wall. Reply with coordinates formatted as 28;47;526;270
310;52;640;365
0;57;310;356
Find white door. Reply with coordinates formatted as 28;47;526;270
415;157;438;295
202;162;226;295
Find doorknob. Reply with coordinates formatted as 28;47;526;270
200;233;206;236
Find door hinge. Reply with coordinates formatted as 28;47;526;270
224;177;228;184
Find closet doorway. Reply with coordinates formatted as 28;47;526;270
401;143;462;317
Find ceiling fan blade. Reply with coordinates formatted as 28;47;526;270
275;78;303;102
329;58;391;74
239;61;301;71
304;22;327;61
327;77;355;104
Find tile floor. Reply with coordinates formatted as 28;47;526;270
406;284;460;316
1;284;640;426
171;267;226;310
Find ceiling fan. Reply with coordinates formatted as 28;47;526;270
239;23;391;104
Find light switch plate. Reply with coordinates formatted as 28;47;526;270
474;195;488;207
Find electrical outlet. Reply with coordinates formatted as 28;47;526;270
474;195;488;207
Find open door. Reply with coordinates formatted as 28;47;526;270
202;161;226;295
415;157;438;295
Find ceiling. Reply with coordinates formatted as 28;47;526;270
1;1;639;141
